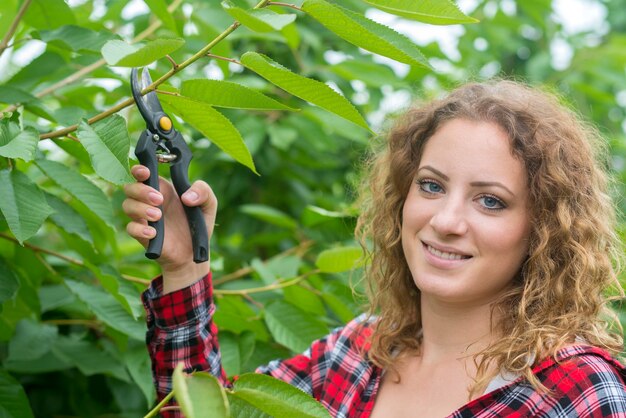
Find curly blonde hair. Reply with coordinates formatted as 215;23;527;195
356;80;624;395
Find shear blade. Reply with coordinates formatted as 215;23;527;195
140;68;165;114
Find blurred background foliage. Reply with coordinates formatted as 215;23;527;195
0;0;624;416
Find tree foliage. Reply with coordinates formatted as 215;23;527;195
0;0;624;416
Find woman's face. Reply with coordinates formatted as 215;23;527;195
401;118;531;306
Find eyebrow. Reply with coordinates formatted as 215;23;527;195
417;165;515;196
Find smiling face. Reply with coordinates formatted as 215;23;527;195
401;118;531;306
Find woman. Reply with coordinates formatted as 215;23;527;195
123;80;626;417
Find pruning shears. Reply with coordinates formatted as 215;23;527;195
130;67;208;263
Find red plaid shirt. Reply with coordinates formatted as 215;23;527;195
142;272;626;417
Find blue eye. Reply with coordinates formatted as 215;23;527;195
418;180;443;194
478;195;505;210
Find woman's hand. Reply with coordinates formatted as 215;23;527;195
122;165;217;293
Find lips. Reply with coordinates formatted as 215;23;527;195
423;242;472;260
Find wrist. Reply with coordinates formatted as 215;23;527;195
161;261;210;294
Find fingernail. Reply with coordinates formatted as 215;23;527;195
146;208;160;219
144;227;155;237
185;191;198;202
149;192;162;204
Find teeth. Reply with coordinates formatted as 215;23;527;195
427;245;468;260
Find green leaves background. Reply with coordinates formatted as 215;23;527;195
0;0;624;416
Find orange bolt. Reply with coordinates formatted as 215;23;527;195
159;116;172;131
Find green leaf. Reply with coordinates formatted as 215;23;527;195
230;374;331;418
6;320;58;363
0;86;38;105
101;38;185;67
315;246;364;273
0;170;54;244
264;300;327;353
181;79;297;111
0;257;20;305
37;25;120;52
363;0;479;25
159;94;258;174
240;204;297;229
0;370;35;418
35;159;115;230
45;193;94;245
145;0;179;34
86;263;143;319
64;279;145;341
222;1;296;32
213;296;270;341
52;335;129;381
0;119;38;161
302;205;349;227
173;364;230;418
301;0;430;69
23;0;76;29
240;52;371;131
77;116;133;185
124;343;156;407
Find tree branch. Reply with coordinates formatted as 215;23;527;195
0;232;150;285
144;390;176;418
0;0;185;116
267;1;303;11
0;0;33;59
214;269;320;296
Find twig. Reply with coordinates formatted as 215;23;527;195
143;391;176;418
206;53;243;66
267;1;302;11
0;232;150;285
165;54;179;70
155;89;180;97
43;319;103;330
0;0;185;116
242;293;265;309
214;269;320;296
0;0;33;59
214;239;313;285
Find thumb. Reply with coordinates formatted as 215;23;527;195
182;181;217;233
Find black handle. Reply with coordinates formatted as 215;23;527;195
134;131;164;260
169;133;209;263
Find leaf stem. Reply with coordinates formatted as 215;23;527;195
0;0;33;59
165;54;179;70
144;391;176;418
266;1;303;11
206;53;243;66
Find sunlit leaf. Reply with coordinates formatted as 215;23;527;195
181;79;297;111
35;160;115;230
362;0;479;24
77;116;133;185
222;1;296;32
173;364;230;418
230;374;331;418
241;52;371;131
315;246;364;273
0;119;38;161
0;170;54;244
159;94;258;173
301;0;430;69
101;38;185;67
23;0;76;29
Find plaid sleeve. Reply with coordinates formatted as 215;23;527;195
141;272;229;417
537;351;626;417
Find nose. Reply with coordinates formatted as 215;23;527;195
428;196;469;236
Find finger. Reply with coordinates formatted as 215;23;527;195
181;180;218;230
130;165;150;182
126;220;154;246
122;198;162;222
123;182;163;206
